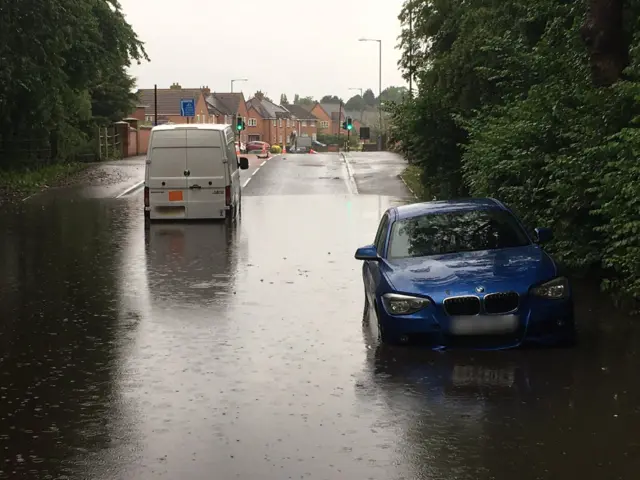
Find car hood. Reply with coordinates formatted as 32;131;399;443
384;245;556;296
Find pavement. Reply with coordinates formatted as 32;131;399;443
1;152;639;479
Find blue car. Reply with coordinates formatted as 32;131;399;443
355;198;576;349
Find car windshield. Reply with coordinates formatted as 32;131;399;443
388;208;531;259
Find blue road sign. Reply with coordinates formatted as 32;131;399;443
180;98;196;117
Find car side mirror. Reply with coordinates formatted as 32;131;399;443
355;244;380;261
239;157;249;170
534;227;553;244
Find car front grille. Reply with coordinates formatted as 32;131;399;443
483;292;519;314
444;296;481;316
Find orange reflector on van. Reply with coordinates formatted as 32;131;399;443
168;191;183;201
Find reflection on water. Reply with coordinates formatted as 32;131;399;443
0;196;137;479
359;315;640;480
1;192;640;479
144;222;239;305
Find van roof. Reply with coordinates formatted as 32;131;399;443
151;124;229;132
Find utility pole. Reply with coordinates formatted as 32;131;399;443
154;84;158;126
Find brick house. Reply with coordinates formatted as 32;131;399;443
307;103;332;135
245;96;293;145
205;92;250;143
136;85;211;125
282;104;319;140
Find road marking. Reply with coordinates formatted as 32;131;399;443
242;154;273;189
115;180;145;198
340;153;359;195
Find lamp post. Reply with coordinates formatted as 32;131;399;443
230;78;248;93
358;38;382;150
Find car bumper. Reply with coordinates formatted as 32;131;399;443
376;296;575;349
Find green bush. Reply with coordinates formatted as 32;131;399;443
270;145;282;154
389;0;640;308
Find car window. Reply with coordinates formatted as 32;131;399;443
374;215;390;255
388;208;531;259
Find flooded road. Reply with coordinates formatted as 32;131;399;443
1;153;639;479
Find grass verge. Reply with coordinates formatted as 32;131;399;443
401;164;428;200
0;162;90;204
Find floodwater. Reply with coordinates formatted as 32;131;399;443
0;153;639;479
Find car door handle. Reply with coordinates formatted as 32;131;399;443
189;184;201;189
183;170;190;177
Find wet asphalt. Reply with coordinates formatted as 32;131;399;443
1;152;640;479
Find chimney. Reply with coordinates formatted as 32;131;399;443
201;85;210;95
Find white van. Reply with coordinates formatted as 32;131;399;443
143;124;249;221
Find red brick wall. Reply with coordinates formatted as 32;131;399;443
138;127;151;155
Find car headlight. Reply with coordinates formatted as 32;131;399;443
382;293;430;315
530;276;569;299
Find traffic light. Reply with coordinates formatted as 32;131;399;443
342;121;347;130
346;117;353;131
236;115;245;131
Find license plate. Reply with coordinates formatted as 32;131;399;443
156;206;185;216
450;314;518;335
452;365;515;387
168;190;183;201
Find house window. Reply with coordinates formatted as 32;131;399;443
278;119;282;127
321;121;329;128
301;121;307;127
248;118;257;127
286;119;291;127
273;119;277;126
279;135;283;143
210;115;215;123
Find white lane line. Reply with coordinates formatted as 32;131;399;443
340;153;359;195
115;180;145;198
260;160;267;167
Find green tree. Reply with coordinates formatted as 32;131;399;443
280;93;289;104
0;0;148;166
362;89;376;106
345;95;366;111
320;95;342;103
389;0;640;306
294;95;315;106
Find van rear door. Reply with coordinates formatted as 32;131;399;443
185;129;227;219
148;129;188;220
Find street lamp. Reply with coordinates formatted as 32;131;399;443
358;38;382;150
230;78;248;93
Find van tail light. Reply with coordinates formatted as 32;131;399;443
225;185;231;206
144;186;149;208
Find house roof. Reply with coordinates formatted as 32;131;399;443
205;92;245;115
319;102;343;115
246;97;290;119
282;104;318;120
136;88;204;116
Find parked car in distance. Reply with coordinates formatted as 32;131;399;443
355;198;576;349
144;124;249;223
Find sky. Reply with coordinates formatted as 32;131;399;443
119;0;407;101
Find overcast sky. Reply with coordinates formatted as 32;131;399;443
120;0;407;100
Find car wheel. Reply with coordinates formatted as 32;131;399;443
374;302;400;346
362;292;370;323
